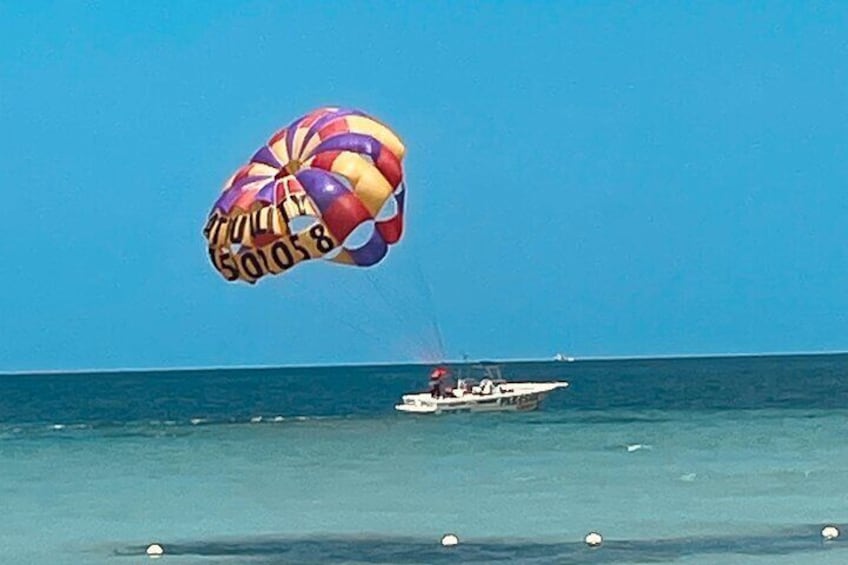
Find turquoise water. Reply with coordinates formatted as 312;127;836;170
1;355;846;563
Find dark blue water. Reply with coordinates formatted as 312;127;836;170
116;526;845;564
2;354;846;427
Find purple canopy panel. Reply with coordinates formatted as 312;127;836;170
214;186;244;213
308;133;382;162
295;168;350;213
346;230;388;266
251;145;282;169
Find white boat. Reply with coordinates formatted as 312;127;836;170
394;364;569;414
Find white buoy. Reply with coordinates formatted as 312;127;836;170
146;543;164;558
584;532;603;547
441;533;459;547
821;525;840;540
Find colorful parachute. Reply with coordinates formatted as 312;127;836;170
203;107;407;284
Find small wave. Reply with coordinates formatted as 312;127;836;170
243;415;342;424
43;423;92;433
626;443;652;452
3;413;360;437
680;473;697;482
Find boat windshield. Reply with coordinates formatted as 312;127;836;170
450;363;506;384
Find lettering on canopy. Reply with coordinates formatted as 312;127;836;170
206;212;338;284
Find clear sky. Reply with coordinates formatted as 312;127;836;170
1;2;846;371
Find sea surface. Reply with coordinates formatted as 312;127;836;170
1;354;846;564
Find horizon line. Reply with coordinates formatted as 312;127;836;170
2;348;847;377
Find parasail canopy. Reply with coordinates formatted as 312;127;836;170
203;107;407;284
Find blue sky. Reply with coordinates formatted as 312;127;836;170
1;1;846;371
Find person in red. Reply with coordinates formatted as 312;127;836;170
429;367;449;398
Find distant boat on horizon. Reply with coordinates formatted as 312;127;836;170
554;353;576;362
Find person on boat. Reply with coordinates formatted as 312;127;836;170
480;378;494;395
429;367;449;398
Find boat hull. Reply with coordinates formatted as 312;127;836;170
394;382;568;414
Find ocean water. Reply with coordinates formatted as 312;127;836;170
1;354;846;564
